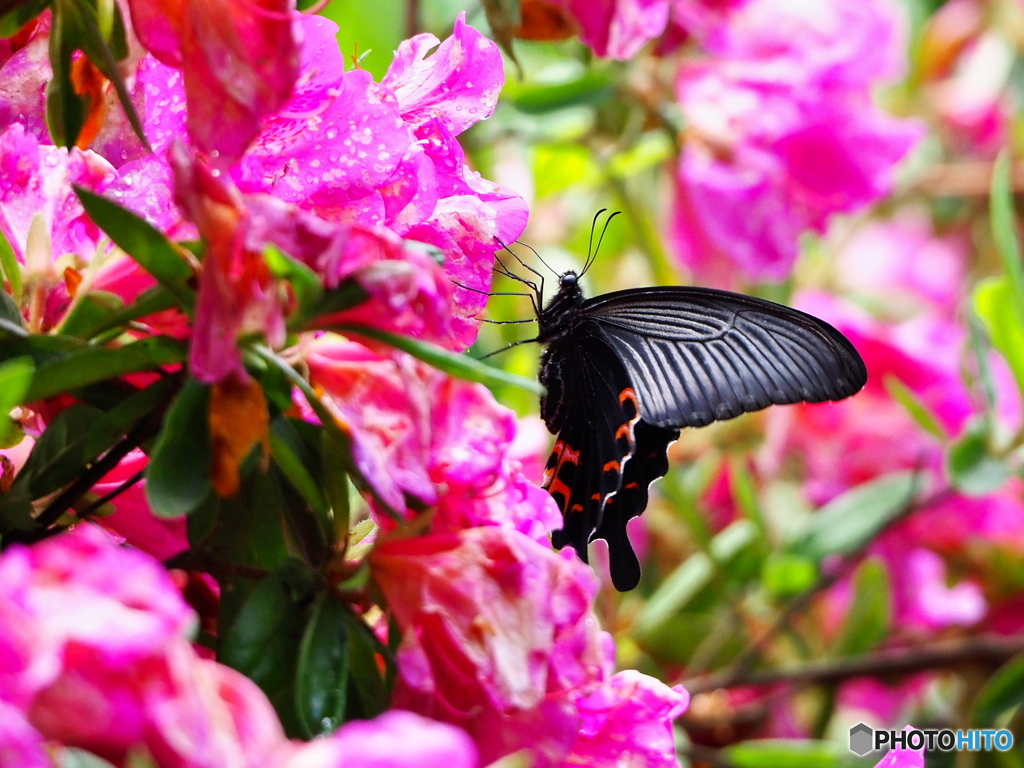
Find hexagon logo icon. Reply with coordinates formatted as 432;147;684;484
849;723;874;756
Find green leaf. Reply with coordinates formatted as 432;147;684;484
58;290;125;338
18;402;103;497
71;0;149;151
836;557;891;657
990;151;1024;324
0;0;50;38
883;374;947;440
332;324;543;395
762;553;817;599
265;245;324;326
46;0;87;148
974;276;1024;397
635;521;758;638
299;280;367;329
219;571;306;699
322;431;352;544
146;378;212;517
270;418;328;516
345;610;390;719
726;740;857;768
58;749;120;768
792;472;920;562
506;70;615;114
946;421;1012;496
0;229;21;303
972;652;1024;727
0;356;34;447
295;592;351;737
84;376;176;458
24;336;188;402
74;188;195;308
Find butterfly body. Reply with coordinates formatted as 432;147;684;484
535;271;867;591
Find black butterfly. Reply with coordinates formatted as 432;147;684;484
492;214;868;591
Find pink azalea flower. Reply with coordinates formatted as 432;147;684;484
305;337;561;540
235;13;528;350
0;525;288;766
671;0;922;283
125;0;300;168
544;0;671;59
372;528;688;767
372;527;611;766
873;731;925;768
565;670;689;767
0;702;50;768
270;710;478;768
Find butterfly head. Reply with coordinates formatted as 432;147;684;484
559;272;578;290
536;270;585;341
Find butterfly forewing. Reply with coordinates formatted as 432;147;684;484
582;287;868;429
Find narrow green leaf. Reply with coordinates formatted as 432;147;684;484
58;749;120;768
295;593;351;737
18;402;103;497
793;472;920;562
728;457;767;538
836;557;891;657
636;521;758;637
67;285;179;340
990;151;1024;323
270;419;328;516
0;356;34;447
74;188;195;308
762;553;817;599
0;229;21;303
58;290;124;338
146;378;212;517
972;652;1024;727
25;336;188;402
974;276;1024;397
506;71;615;114
219;572;305;697
946;422;1012;497
883;374;947;440
726;740;856;768
0;290;24;332
46;0;86;148
0;0;50;38
333;324;543;395
345;610;390;719
84;377;175;458
265;245;323;326
70;0;149;150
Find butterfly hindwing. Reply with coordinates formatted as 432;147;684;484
583;287;868;429
542;335;640;563
593;420;680;591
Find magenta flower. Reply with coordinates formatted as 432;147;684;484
672;0;922;283
372;527;611;766
0;702;49;768
0;525;288;766
306;337;561;540
872;732;925;767
565;670;689;767
540;0;671;59
270;710;478;768
125;0;300;168
236;13;528;350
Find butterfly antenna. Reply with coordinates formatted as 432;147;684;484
582;210;621;277
450;278;535;301
496;237;548;287
477;336;539;360
494;253;537;291
584;208;608;275
511;238;559;279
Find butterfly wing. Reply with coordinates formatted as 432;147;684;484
540;332;641;567
583;287;867;429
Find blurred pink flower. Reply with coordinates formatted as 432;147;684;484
834;211;967;317
306;337;561;540
126;0;300;169
873;731;924;768
271;710;478;768
555;0;671;59
672;0;922;283
0;525;288;766
0;702;50;768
